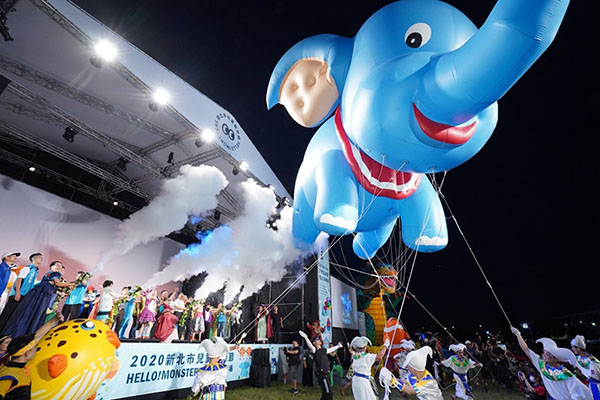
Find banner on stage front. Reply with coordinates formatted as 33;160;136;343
95;342;287;399
317;248;332;346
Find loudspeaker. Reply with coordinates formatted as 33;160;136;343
249;348;271;387
0;74;10;95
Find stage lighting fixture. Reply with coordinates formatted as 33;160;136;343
153;88;170;105
214;210;221;221
200;129;215;143
28;166;36;172
62;126;77;142
117;158;128;171
112;201;119;206
148;88;170;111
167;151;174;165
239;161;249;172
95;40;117;61
194;138;203;148
232;167;239;176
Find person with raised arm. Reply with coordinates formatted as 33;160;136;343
299;330;342;399
511;327;592;399
348;336;389;400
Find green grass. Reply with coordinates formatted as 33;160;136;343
181;380;524;399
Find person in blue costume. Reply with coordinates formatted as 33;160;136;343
119;290;136;339
1;261;74;338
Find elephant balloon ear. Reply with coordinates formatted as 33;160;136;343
266;34;353;128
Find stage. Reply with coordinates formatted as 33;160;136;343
95;342;290;399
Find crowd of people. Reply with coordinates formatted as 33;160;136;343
2;250;599;400
278;325;600;399
0;251;299;347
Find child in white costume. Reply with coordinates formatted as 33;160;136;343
512;327;592;400
571;335;600;400
192;335;243;400
393;339;415;378
349;336;389;400
380;346;443;400
440;343;481;400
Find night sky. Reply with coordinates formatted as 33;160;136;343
70;0;595;332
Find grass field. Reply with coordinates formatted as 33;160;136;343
182;380;524;399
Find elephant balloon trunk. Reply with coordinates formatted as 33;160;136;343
415;0;570;126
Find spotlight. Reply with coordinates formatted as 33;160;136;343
194;138;203;148
200;129;215;143
239;161;248;172
522;323;529;329
214;210;221;221
117;158;128;171
112;201;119;206
232;167;239;176
28;166;36;172
153;88;170;105
148;88;170;111
62;126;77;143
167;151;174;165
90;40;118;67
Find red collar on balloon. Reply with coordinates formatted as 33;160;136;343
334;107;421;200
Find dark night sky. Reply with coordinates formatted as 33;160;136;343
71;0;596;332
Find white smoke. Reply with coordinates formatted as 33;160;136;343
95;165;228;271
143;179;325;303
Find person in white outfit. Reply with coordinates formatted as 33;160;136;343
512;327;592;400
393;339;415;378
192;336;235;399
379;346;443;400
571;335;600;399
349;336;389;400
440;343;481;400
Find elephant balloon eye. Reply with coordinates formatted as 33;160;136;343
405;23;431;48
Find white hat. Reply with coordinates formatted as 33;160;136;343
570;335;586;350
399;339;415;350
536;338;576;364
403;346;432;371
351;336;372;349
200;337;229;358
1;252;20;260
449;343;466;353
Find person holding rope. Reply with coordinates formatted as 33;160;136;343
571;335;600;399
379;346;443;400
511;327;592;399
440;343;482;400
348;336;389;400
299;330;342;399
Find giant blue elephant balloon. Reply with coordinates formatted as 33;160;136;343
267;0;569;259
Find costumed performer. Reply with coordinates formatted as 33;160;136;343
571;335;600;399
440;343;481;400
512;327;592;400
299;329;342;400
348;336;389;400
154;302;179;343
393;339;415;377
379;346;443;400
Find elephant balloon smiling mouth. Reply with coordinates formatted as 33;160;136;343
267;0;570;259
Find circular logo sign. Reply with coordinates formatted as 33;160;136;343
214;112;241;151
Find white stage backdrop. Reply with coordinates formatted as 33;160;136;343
0;175;183;290
330;276;358;330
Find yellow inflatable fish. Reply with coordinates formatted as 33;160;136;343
29;319;120;400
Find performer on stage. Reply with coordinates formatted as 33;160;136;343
192;337;230;400
571;335;600;399
511;327;592;400
440;343;481;400
348;336;389;400
299;330;342;399
379;346;444;400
